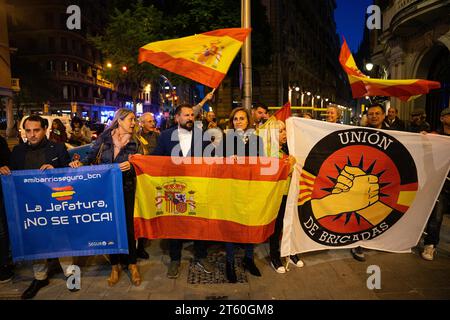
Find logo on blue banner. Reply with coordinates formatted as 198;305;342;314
1;164;129;261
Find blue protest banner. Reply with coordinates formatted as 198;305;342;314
1;164;129;261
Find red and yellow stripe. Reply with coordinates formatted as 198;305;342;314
298;170;315;206
138;28;251;88
339;37;440;101
51;186;75;201
130;155;289;243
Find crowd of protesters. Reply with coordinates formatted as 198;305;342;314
0;93;448;299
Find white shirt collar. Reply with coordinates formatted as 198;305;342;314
178;126;193;157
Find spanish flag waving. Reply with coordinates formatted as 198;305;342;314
138;28;251;88
130;155;289;243
339;37;440;101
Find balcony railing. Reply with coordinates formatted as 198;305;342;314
51;71;95;84
96;78;114;90
11;78;20;92
94;98;105;106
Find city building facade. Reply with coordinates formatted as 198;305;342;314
214;0;351;120
370;0;450;129
0;0;18;137
7;0;134;123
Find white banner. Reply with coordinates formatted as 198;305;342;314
281;118;450;255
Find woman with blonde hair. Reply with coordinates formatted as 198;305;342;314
326;104;342;123
267;120;304;273
70;108;144;286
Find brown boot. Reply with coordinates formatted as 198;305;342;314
129;264;141;286
107;265;121;286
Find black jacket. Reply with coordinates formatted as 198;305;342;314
218;129;265;157
383;117;406;131
152;126;211;157
0;136;10;167
84;128;141;190
9;138;70;170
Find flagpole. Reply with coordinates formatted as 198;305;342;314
241;0;252;112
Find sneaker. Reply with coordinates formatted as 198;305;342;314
167;260;180;279
0;265;14;283
351;247;366;262
270;257;286;273
421;244;435;261
194;258;214;274
289;255;304;267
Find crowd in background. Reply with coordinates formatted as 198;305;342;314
0;93;449;299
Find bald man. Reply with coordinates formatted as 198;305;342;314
139;112;159;155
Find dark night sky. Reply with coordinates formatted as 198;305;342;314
334;0;374;52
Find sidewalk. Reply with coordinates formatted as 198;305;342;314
1;215;449;300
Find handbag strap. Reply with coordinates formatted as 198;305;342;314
94;142;104;164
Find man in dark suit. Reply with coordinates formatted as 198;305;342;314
383;107;406;131
152;104;214;279
0;115;74;299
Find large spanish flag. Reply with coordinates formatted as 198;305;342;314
130;155;289;243
339;37;440;101
138;28;251;88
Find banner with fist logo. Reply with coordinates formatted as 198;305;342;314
281;118;450;254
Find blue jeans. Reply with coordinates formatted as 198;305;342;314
225;243;254;263
424;186;449;246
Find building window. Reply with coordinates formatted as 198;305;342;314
61;37;67;52
63;86;68;100
48;37;55;50
47;60;55;71
62;61;69;72
44;12;53;28
72;40;78;53
60;13;66;28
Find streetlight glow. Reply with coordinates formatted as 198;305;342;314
365;62;374;71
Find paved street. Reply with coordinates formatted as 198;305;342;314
0;215;449;300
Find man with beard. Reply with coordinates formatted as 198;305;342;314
152;104;214;278
251;103;269;128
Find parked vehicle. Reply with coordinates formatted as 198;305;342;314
88;122;107;140
18;115;72;143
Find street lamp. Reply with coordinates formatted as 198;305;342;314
106;62;112;68
122;66;127;72
365;62;374;71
